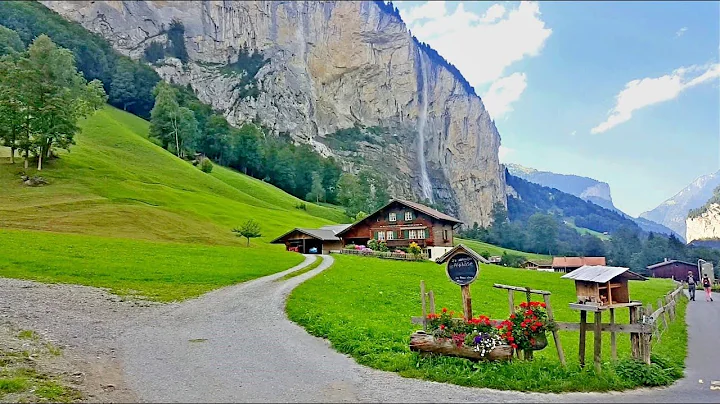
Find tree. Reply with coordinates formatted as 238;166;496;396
143;41;165;64
354;211;368;221
149;82;198;158
109;58;138;111
582;234;606;257
306;171;325;203
0;54;26;164
166;19;189;62
0;24;23;56
232;219;262;247
527;213;558;255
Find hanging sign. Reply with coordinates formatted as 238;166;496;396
446;252;479;286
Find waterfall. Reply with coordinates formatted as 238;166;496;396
417;51;434;203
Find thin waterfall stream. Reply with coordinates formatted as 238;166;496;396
417;51;434;203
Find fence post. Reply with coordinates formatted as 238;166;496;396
420;281;427;330
629;305;640;360
609;308;617;361
594;311;602;372
658;298;668;332
543;294;566;366
579;310;587;368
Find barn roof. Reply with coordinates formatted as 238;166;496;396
270;224;352;243
561;265;647;283
552;256;606;268
646;259;697;270
435;244;490;264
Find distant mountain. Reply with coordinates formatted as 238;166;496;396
641;170;720;239
506;163;682;240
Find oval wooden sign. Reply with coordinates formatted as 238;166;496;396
446;253;479;286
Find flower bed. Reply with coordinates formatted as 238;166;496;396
410;303;556;362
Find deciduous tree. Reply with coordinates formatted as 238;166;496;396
232;219;262;247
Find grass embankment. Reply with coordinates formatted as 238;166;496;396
287;255;686;392
0;106;348;301
278;256;325;281
457;238;552;262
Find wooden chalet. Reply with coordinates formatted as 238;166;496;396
270;224;351;254
521;259;553;271
646;259;698;280
551;256;606;273
562;265;647;308
336;198;463;260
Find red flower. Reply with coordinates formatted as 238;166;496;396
540;303;547;308
511;343;518;349
510;314;516;319
507;336;514;342
440;325;445;330
530;326;537;332
520;302;528;308
535;321;543;327
525;310;533;316
530;338;536;345
442;307;448;313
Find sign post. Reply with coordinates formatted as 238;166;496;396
437;245;481;321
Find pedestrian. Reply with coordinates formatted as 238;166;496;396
687;271;696;301
702;274;713;302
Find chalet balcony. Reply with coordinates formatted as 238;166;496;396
386;239;427;247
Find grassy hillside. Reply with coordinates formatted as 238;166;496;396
457;238;552;262
287;255;685;392
0;106;348;244
0;106;352;300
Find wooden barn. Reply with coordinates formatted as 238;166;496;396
562;265;647;307
270;224;351;254
551;256;606;273
336;198;462;260
522;260;553;271
646;259;699;280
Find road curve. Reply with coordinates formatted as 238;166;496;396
119;255;720;403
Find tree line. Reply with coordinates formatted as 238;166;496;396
459;203;720;275
0;31;106;170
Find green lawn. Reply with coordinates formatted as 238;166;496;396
0;106;348;300
0;228;304;302
457;238;552;262
287;255;686;392
564;220;611;241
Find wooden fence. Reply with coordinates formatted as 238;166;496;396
412;282;686;367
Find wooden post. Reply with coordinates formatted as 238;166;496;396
525;287;532;305
428;290;436;315
543;294;566;366
658;298;668;331
609;308;617;361
420;281;427;330
642;306;652;365
594;311;602;372
461;284;472;321
579;310;587;368
508;290;515;316
629;305;640;360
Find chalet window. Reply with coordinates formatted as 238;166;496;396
389;212;397;222
443;229;449;240
377;231;385;241
386;230;395;240
418;229;426;239
405;211;413;221
409;230;417;239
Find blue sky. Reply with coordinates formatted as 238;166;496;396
396;1;720;217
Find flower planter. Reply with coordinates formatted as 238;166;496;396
531;332;548;351
409;331;513;362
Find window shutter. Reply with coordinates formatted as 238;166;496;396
403;230;409;239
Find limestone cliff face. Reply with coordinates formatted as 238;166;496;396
42;0;506;226
686;204;720;243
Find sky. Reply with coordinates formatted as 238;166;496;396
395;1;720;217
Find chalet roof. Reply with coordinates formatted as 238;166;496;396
552;256;606;268
336;198;462;237
270;224;352;243
435;244;490;264
561;265;647;283
525;259;553;266
646;259;697;270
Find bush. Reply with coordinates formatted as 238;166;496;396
407;242;422;256
614;358;674;387
295;202;307;210
199;158;213;173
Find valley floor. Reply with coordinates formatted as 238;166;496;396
1;256;718;403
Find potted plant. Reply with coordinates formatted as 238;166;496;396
498;301;556;358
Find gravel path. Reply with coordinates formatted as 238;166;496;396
2;256;718;402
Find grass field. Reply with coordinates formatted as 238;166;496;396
457;238;552;262
0;106;349;300
287;255;686;392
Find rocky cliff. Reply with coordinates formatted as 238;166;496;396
687;204;720;243
42;0;506;226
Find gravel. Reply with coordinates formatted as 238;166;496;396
2;256;718;403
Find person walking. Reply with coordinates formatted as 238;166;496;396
687;271;697;301
702;274;713;302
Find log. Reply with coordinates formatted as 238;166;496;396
409;331;513;362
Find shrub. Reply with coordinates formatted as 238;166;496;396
295;202;307;210
614;358;674;387
199;158;213;173
407;242;422;256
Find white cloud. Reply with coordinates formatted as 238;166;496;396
570;130;577;136
482;72;527;119
398;1;552;119
498;145;514;163
591;63;720;134
676;27;688;37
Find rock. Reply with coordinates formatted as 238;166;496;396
687;203;720;242
41;0;507;226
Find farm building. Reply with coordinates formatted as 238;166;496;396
336;198;463;260
270;224;351;254
522;260;553;271
551;256;606;273
646;259;699;280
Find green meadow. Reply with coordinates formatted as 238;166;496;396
287;254;687;392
